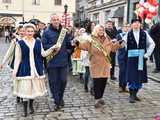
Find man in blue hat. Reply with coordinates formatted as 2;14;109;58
122;17;155;103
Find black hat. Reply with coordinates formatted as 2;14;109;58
131;16;142;24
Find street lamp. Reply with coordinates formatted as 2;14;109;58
64;4;68;14
64;4;68;28
127;0;130;23
22;0;24;22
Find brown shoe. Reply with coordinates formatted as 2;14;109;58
98;99;105;105
94;102;102;108
119;87;124;93
119;87;129;93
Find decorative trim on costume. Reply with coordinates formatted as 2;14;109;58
128;49;145;70
15;75;46;80
13;90;47;99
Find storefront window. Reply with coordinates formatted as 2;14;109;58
2;0;11;3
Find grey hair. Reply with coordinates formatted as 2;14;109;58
50;13;59;20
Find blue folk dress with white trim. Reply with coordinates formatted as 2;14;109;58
13;38;51;99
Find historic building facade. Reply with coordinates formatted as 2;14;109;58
86;0;127;27
0;0;76;27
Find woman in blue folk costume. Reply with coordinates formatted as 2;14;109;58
116;24;130;92
123;17;155;103
12;23;58;117
0;25;25;103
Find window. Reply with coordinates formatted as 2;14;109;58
55;0;62;5
32;0;40;5
93;13;99;24
105;10;110;21
2;0;11;3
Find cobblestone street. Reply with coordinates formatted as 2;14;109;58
0;39;160;120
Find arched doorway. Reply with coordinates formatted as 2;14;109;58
0;16;16;37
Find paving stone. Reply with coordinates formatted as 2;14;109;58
0;39;160;120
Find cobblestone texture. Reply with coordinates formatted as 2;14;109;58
0;39;160;120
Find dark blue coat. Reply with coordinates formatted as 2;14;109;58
117;32;127;63
16;39;44;77
42;25;73;68
126;29;147;83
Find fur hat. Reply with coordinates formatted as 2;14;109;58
131;16;142;24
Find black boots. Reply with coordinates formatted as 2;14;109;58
134;89;141;101
16;97;23;103
129;89;135;103
84;85;88;92
22;99;34;117
90;87;94;96
16;97;21;103
23;101;28;117
129;89;141;103
60;99;65;107
29;99;34;114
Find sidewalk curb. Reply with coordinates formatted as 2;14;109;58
148;75;160;83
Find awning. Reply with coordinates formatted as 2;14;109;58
0;17;16;26
112;7;124;18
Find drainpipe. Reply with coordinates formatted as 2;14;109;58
127;0;130;23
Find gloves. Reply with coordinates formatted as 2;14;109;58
144;54;149;60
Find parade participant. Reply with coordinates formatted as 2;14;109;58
66;25;74;72
150;22;160;73
0;25;25;70
42;14;73;111
0;25;25;103
82;21;95;93
116;24;130;92
75;25;123;108
72;28;85;82
105;19;118;80
13;23;57;117
123;17;155;103
4;29;10;43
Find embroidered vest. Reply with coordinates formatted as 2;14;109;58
127;29;147;52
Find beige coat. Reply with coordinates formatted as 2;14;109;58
79;36;120;78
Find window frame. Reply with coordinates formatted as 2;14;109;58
32;0;40;5
2;0;11;4
54;0;62;6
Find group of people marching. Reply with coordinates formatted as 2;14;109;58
0;13;155;117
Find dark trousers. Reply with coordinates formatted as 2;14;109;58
68;56;72;72
153;48;160;70
48;67;68;105
84;66;90;88
5;36;9;43
110;52;116;77
118;61;127;88
93;78;107;99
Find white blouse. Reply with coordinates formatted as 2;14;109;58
122;30;155;59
